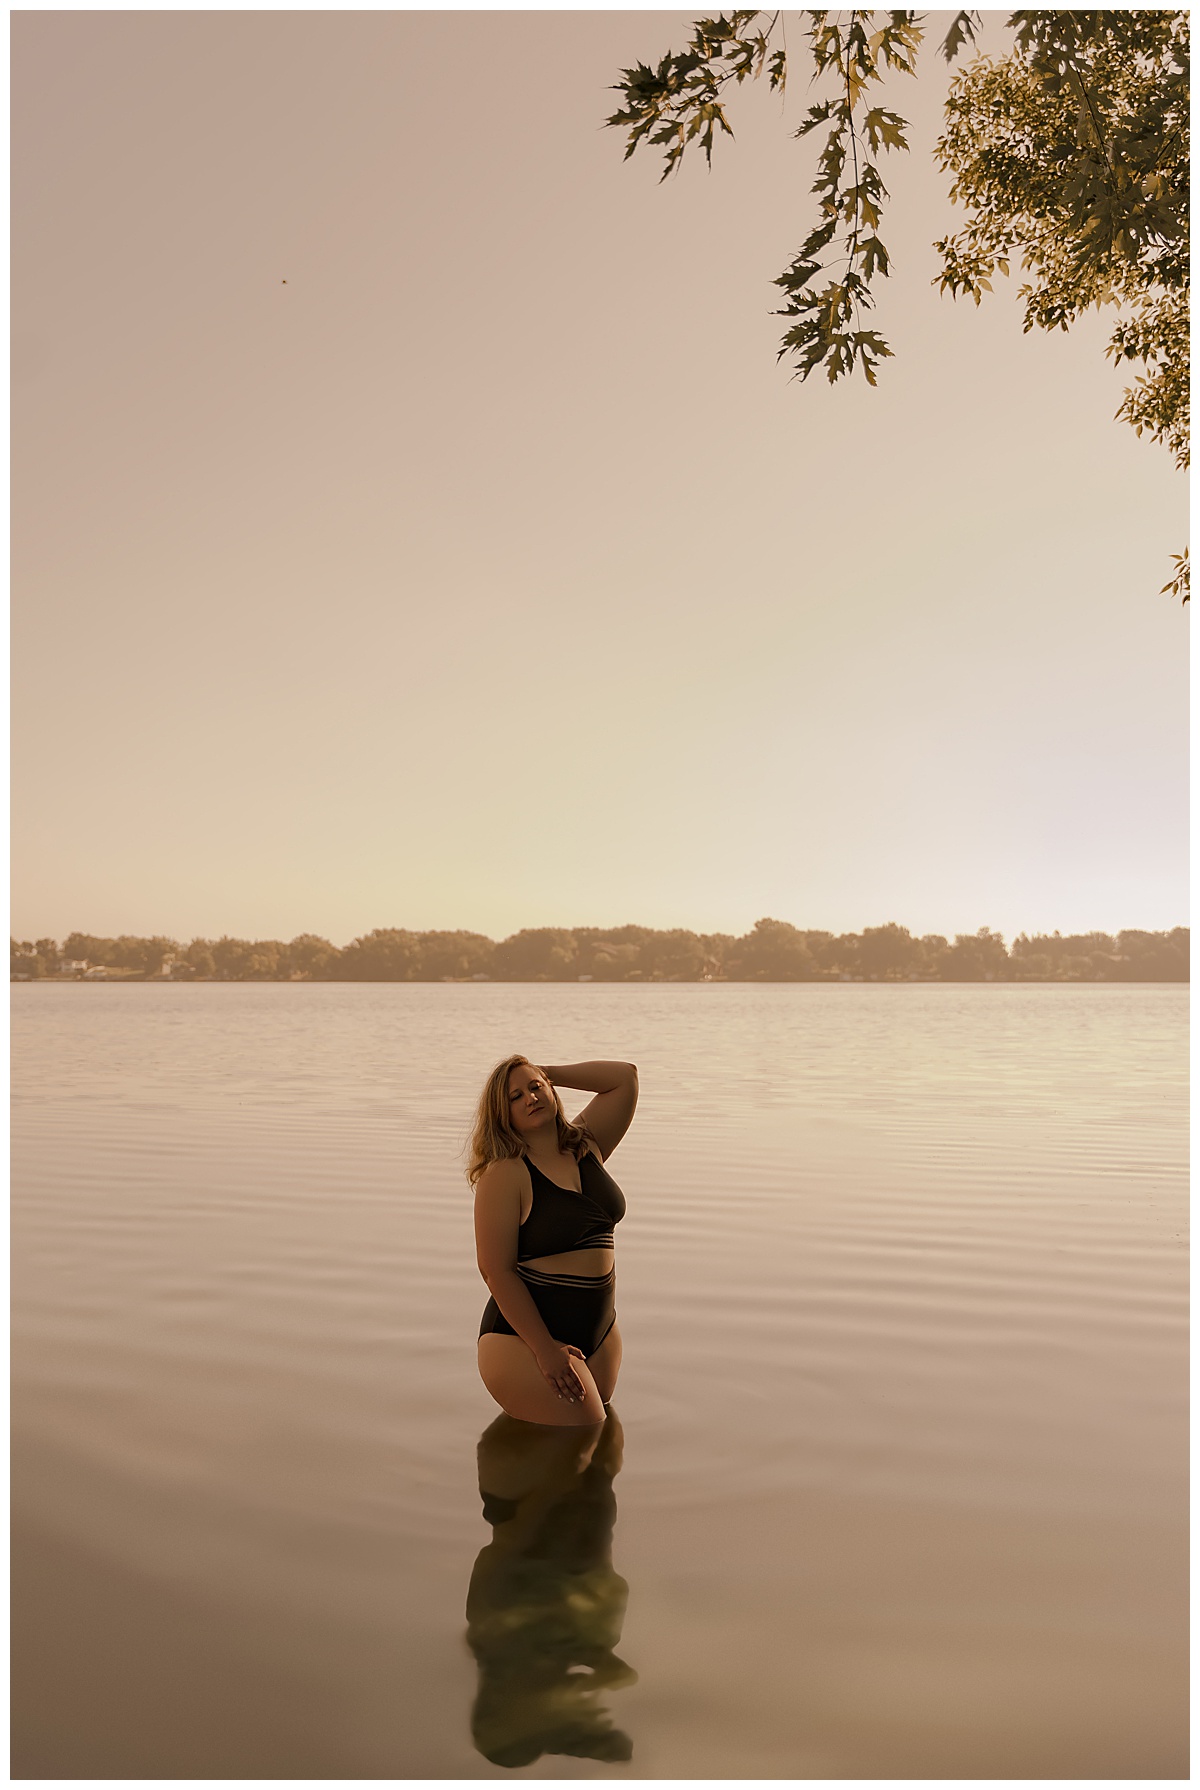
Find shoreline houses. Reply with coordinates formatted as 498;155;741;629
10;954;184;982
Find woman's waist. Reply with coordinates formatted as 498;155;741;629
516;1247;614;1284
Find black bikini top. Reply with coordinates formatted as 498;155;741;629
517;1150;626;1261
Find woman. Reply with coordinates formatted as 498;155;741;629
470;1057;638;1425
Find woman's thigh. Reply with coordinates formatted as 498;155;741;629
586;1322;622;1405
478;1334;607;1427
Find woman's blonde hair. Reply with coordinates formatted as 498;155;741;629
467;1053;593;1186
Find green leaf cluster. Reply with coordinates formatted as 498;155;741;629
935;14;1188;466
608;9;974;387
606;11;785;180
607;10;1189;601
773;12;924;385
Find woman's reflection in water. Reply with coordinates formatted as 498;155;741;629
466;1408;636;1768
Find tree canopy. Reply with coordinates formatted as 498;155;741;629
608;10;1189;598
12;922;1190;983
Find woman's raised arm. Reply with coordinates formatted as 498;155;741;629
541;1061;639;1160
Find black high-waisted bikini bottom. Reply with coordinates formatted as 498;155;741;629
479;1263;617;1358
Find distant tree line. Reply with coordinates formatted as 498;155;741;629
10;921;1190;983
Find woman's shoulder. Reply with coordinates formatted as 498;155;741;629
474;1155;528;1198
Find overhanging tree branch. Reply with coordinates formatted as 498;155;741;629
607;9;1189;603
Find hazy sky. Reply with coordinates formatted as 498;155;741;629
12;9;1188;946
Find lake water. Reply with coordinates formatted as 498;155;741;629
11;982;1189;1778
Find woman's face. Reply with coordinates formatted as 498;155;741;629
506;1064;557;1139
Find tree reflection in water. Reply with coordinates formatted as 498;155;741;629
466;1408;636;1768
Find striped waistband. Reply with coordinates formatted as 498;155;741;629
517;1262;615;1291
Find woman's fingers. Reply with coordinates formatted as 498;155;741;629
539;1342;588;1401
537;1346;591;1396
562;1351;584;1395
